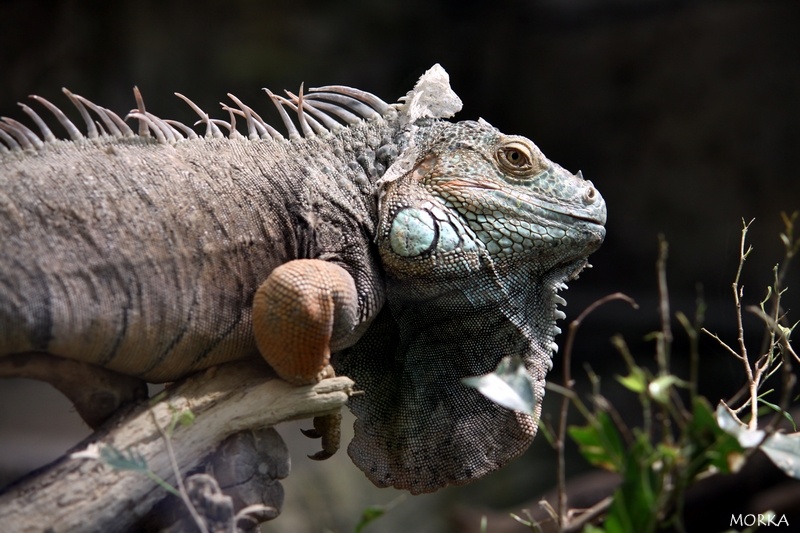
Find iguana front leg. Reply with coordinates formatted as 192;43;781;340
252;259;359;459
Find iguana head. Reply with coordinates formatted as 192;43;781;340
377;119;606;286
336;65;606;494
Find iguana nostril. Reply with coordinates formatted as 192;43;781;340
584;185;598;204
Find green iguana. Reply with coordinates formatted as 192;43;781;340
0;65;606;494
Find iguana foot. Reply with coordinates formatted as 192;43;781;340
301;411;342;461
252;260;353;460
0;352;148;428
252;259;358;385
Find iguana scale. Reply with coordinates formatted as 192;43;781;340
0;65;606;494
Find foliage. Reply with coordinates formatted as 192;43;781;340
99;443;183;498
468;212;799;532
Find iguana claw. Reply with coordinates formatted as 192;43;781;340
300;427;321;439
303;412;342;461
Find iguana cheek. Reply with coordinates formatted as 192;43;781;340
388;207;436;257
387;205;467;259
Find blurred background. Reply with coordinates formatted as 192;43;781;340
1;1;798;531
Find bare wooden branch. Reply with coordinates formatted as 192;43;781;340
0;352;148;428
0;361;354;532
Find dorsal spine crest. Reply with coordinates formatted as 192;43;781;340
0;83;394;152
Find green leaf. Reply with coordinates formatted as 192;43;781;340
462;355;537;415
353;496;405;532
168;408;196;434
99;444;148;473
569;411;626;472
616;368;647;394
760;432;800;479
647;374;689;405
96;445;181;498
716;404;766;448
656;442;680;463
713;402;800;478
354;505;387;533
757;399;797;431
354;496;405;533
687;399;744;475
603;436;661;533
175;409;195;426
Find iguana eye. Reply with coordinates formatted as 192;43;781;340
495;141;537;176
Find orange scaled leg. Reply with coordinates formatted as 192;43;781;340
252;259;359;459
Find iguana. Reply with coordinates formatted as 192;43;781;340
0;65;606;494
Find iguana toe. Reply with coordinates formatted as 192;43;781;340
303;412;342;461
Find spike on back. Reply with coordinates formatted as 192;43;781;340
0;81;394;151
0;64;462;152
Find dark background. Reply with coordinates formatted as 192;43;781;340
1;1;799;531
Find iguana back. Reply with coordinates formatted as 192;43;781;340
1;127;388;381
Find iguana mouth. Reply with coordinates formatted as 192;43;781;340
436;178;606;229
492;191;607;231
439;178;501;190
571;211;607;228
537;202;606;227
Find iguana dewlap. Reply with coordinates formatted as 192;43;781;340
0;65;606;493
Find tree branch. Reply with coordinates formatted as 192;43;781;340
0;361;354;532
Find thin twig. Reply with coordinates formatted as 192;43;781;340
747;304;798;436
703;220;761;428
656;235;673;367
734;219;755;361
655;235;674;446
701;329;744;360
734;220;760;428
150;409;210;533
684;285;705;405
556;292;638;528
759;211;799;357
561;496;614;533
